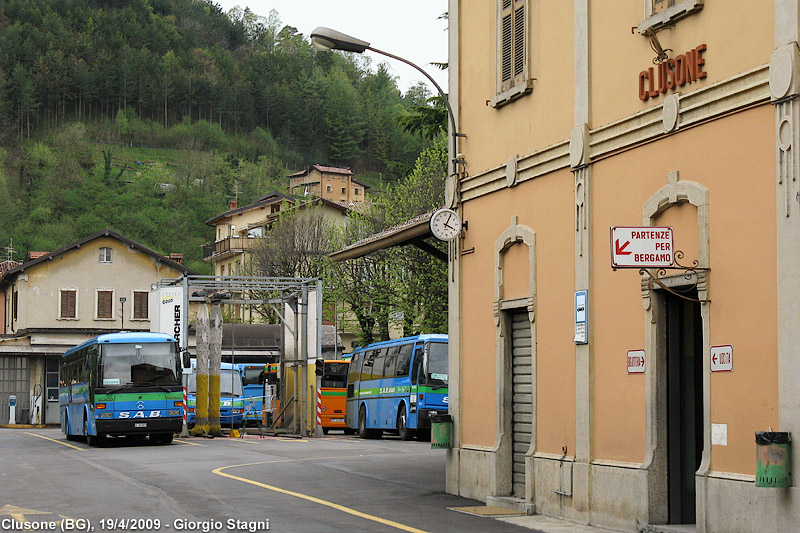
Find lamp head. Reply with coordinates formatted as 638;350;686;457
310;27;370;53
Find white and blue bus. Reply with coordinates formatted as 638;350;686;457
345;334;448;440
184;360;245;429
59;332;185;446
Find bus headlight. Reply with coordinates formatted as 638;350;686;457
232;408;243;414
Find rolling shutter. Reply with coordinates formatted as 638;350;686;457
511;310;533;498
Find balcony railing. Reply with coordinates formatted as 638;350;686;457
203;236;256;261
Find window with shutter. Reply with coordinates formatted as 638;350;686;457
492;0;531;107
60;290;77;319
133;291;148;319
639;0;703;34
97;290;113;319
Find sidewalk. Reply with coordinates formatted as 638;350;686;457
497;514;621;532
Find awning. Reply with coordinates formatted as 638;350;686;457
329;210;446;262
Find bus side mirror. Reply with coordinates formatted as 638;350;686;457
182;351;191;369
315;360;324;377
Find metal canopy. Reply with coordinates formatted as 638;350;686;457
328;210;446;263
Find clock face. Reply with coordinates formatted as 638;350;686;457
430;208;461;241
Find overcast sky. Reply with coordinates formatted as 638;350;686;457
214;0;449;94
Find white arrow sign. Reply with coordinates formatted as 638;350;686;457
611;226;674;268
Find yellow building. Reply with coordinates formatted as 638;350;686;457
288;164;368;205
447;1;798;530
0;229;191;425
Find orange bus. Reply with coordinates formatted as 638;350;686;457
316;360;353;434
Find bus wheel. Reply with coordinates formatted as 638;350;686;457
158;433;174;445
358;406;368;439
84;418;102;446
322;427;329;435
359;406;381;439
343;428;356;435
64;414;77;441
398;405;414;441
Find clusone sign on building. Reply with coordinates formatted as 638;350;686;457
152;286;186;349
610;226;674;269
638;44;707;101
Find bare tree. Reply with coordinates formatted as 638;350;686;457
249;200;331;279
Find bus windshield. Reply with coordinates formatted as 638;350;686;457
426;342;448;386
322;362;349;388
186;370;243;397
98;343;181;386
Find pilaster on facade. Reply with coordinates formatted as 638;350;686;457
771;33;800;522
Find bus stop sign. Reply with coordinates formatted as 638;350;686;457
610;226;674;269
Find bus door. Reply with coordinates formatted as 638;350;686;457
345;351;364;430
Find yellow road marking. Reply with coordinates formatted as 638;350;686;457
213;462;430;533
173;438;205;446
24;432;84;451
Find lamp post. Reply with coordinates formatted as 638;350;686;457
310;27;463;206
119;296;127;331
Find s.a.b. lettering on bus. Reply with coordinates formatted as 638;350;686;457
119;411;162;418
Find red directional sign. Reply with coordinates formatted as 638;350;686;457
610;226;674;268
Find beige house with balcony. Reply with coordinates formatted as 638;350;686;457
203;191;350;278
288;164;369;205
203;192;358;349
0;229;191;425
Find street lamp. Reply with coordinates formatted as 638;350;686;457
119;296;127;331
310;27;464;206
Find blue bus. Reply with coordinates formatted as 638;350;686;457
184;360;245;429
59;332;184;445
235;363;279;427
345;335;448;440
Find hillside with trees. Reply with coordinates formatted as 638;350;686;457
0;0;442;272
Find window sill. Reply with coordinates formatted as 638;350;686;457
637;0;703;34
489;80;534;109
57;317;80;321
94;318;116;321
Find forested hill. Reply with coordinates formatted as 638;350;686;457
0;0;441;272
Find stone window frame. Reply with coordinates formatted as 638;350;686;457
490;216;537;500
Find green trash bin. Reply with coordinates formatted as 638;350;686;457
431;414;452;449
756;431;791;488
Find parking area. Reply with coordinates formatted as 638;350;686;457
0;428;540;533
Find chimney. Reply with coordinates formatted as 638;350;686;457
26;251;49;261
169;253;184;265
229;200;238;210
